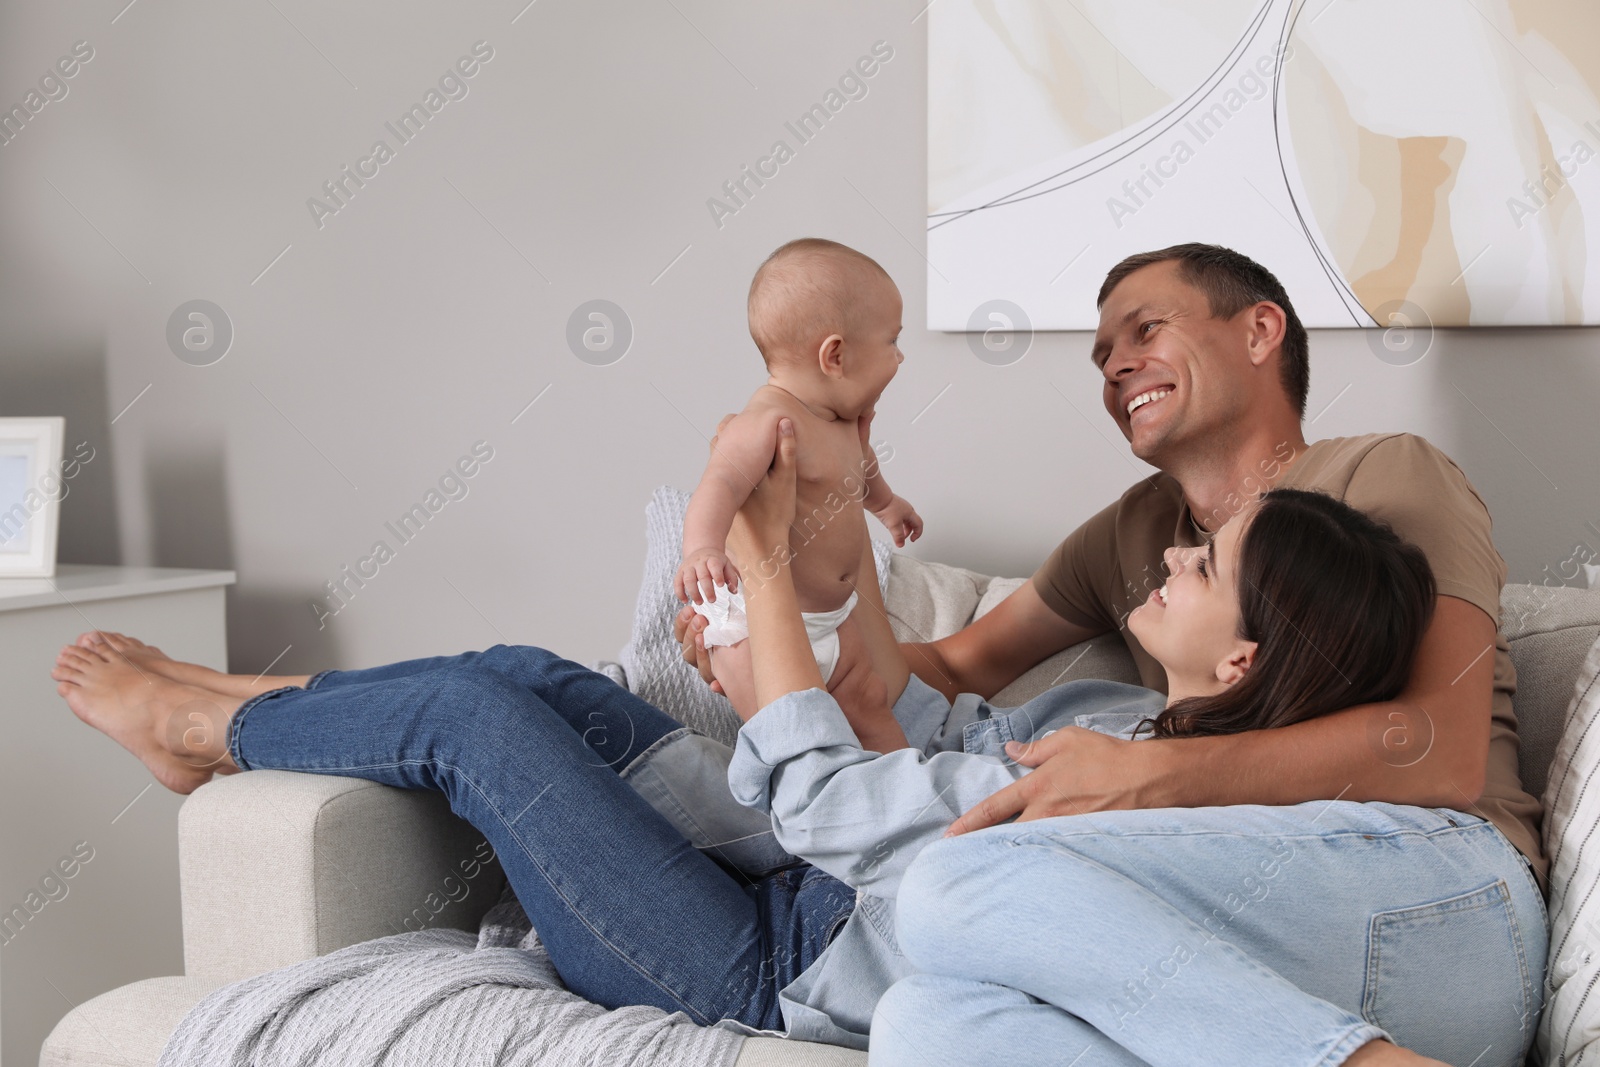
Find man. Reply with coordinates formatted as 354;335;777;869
679;242;1545;896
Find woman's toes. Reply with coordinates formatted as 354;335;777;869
63;645;105;666
102;632;157;658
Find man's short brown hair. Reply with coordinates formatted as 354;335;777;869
1098;243;1310;418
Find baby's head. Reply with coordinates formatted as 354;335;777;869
747;238;903;411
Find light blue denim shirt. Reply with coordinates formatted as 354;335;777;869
619;673;1165;1049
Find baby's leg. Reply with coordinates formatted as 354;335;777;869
825;616;908;752
713;620;907;750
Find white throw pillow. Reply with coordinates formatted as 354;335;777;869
1536;631;1600;1065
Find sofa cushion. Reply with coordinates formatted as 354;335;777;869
1502;586;1600;801
881;555;991;645
1534;631;1600;1066
40;976;221;1067
882;559;1139;707
734;1038;867;1066
38;977;869;1067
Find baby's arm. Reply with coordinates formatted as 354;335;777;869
855;408;922;547
727;687;1025;900
678;412;780;604
856;406;893;512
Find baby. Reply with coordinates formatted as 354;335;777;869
675;238;920;740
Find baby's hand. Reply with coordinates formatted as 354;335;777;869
871;495;924;548
676;549;741;605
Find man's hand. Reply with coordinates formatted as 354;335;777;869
871;494;923;547
944;726;1175;835
949;594;1503;835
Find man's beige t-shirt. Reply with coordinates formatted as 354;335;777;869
1029;433;1546;894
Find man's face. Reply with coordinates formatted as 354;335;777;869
1089;260;1255;466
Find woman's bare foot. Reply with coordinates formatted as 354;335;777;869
1344;1039;1452;1067
76;631;310;698
53;642;245;794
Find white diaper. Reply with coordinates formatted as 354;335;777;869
690;582;860;684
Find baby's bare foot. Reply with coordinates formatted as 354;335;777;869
77;631;308;698
54;642;243;794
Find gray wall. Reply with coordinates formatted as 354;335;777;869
4;10;1597;704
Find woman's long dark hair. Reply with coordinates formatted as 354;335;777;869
1133;488;1436;739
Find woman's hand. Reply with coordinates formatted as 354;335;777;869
673;605;723;694
725;417;798;586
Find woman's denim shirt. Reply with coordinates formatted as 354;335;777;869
618;674;1165;1050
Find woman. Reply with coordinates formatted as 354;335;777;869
51;420;1540;1064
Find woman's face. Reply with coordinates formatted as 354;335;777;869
1128;507;1258;696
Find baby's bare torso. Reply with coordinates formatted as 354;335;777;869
734;385;872;613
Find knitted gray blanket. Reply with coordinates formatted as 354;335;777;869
156;884;748;1067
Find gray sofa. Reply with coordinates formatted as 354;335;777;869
40;557;1600;1066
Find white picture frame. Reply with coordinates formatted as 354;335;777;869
0;417;66;577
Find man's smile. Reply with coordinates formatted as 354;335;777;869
1126;387;1174;418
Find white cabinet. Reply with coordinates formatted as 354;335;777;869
0;566;233;1067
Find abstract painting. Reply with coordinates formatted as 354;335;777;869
928;0;1600;329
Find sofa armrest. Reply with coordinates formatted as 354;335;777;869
178;770;505;985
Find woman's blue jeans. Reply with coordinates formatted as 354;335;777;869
871;801;1548;1067
224;644;856;1031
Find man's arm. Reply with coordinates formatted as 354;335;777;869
1165;595;1494;808
945;594;1495;833
901;580;1107;703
